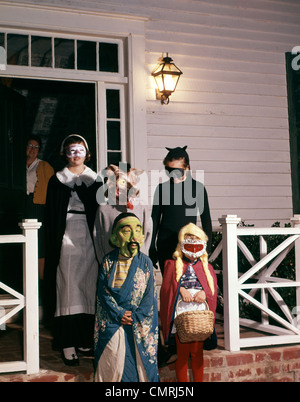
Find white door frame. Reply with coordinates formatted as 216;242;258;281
0;2;148;171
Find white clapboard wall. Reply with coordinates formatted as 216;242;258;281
143;0;299;227
5;0;300;226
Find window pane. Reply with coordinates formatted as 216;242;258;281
107;152;122;165
7;34;28;66
99;42;118;72
107;121;121;150
54;38;74;69
77;40;96;71
31;36;52;67
0;33;4;68
106;89;120;118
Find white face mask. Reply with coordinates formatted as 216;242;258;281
180;238;207;259
66;144;86;158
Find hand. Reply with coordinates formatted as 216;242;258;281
180;287;193;303
193;290;206;304
121;311;133;326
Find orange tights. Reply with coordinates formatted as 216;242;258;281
175;334;204;382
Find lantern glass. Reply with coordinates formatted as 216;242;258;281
153;61;181;93
152;53;182;103
153;74;164;92
163;73;179;92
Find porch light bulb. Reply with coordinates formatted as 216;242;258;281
164;74;177;92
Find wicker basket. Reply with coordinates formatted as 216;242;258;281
174;300;214;343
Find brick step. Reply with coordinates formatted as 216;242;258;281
1;345;300;382
1;323;300;382
0;369;93;382
160;345;300;382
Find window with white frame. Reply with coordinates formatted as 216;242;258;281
0;30;127;170
0;2;148;173
1;32;120;73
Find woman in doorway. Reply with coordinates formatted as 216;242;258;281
44;134;102;366
25;135;54;280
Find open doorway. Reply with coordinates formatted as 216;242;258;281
7;78;97;172
0;78;96;293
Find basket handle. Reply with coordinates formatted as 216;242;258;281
176;297;210;315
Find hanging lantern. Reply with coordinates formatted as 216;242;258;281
152;53;183;105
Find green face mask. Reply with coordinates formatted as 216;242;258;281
110;216;144;257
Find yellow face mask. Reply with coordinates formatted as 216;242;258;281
110;216;144;257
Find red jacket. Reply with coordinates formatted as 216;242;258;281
160;259;217;344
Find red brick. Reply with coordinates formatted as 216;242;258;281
210;357;224;367
268;351;282;362
203;373;210;382
64;374;75;381
226;353;254;366
230;368;252;379
210;372;222;382
203;357;210;367
255;352;267;363
29;375;59;382
283;347;300;361
256;363;281;376
256;367;264;376
267;365;281;375
283;361;300;372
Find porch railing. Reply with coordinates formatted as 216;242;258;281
1;215;300;373
0;219;41;375
209;214;300;352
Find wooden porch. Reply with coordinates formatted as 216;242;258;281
1;216;300;381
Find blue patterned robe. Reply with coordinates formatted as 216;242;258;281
94;248;159;382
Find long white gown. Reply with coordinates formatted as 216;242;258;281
54;166;98;318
